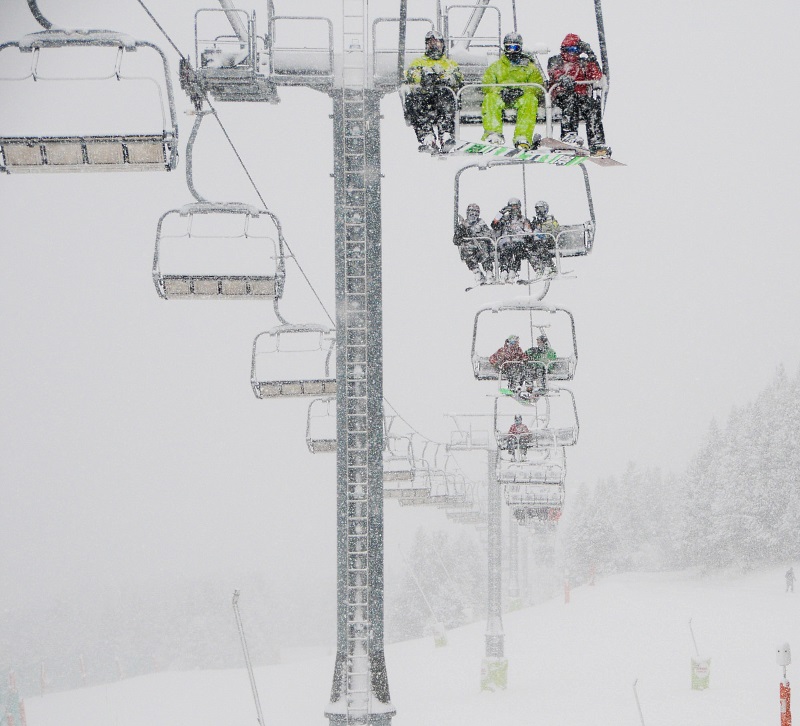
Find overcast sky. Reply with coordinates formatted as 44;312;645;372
1;0;799;623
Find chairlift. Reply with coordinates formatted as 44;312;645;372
152;202;285;299
0;30;178;173
501;447;566;523
471;300;577;400
187;7;279;104
251;323;336;398
454;159;595;289
306;397;336;453
383;433;416;482
493;387;579;451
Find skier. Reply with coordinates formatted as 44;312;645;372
527;200;560;275
547;34;611;156
491;197;534;283
404;30;464;154
787;567;795;593
489;334;528;392
454;203;495;284
481;32;545;150
507;414;531;461
525;333;557;390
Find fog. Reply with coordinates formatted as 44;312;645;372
1;0;799;694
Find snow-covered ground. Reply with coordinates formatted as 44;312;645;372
26;566;797;726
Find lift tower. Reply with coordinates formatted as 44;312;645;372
326;1;394;723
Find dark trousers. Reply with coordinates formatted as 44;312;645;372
555;91;606;149
405;87;456;141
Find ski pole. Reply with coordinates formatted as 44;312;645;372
689;618;700;656
232;590;266;726
633;679;647;726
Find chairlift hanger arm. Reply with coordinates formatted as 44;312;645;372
26;0;52;29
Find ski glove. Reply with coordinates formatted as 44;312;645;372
500;86;524;105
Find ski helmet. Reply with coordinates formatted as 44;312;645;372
534;200;549;216
425;30;445;60
507;197;522;208
537;333;549;344
514;414;523;423
467;203;480;214
506;334;520;344
503;32;524;61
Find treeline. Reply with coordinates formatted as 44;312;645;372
563;366;800;581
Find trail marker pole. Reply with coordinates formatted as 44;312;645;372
778;643;792;726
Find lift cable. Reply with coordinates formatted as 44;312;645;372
134;0;334;327
134;0;187;60
383;397;484;488
204;102;335;326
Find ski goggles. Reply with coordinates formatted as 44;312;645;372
504;43;522;52
561;45;580;53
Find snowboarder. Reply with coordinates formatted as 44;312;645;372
527;200;560;275
787;567;795;593
525;333;557;390
507;414;531;461
454;203;496;284
491;197;534;283
547;34;611;156
489;334;528;391
404;30;464;154
481;32;545;150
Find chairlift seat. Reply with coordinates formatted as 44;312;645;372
498;461;564;485
504;482;564;505
0;134;176;173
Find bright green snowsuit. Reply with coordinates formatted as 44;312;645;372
481;54;544;144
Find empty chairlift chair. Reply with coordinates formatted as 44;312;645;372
501;448;566;523
188;8;279;103
152;202;285;300
384;434;431;503
306;397;336;453
0;30;178;173
251;323;336;398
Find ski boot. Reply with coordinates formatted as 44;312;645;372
561;132;584;147
473;269;486;285
418;133;436;154
484;132;505;145
439;132;457;154
590;145;612;157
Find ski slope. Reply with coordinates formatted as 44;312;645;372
25;566;797;726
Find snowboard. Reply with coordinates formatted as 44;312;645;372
448;139;589;167
538;137;626;167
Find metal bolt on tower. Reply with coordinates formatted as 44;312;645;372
326;1;394;723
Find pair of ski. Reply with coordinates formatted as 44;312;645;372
465;277;546;292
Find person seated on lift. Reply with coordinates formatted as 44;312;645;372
524;333;557;392
547;34;611;157
507;414;531;461
527;200;560;276
404;30;464;154
489;334;528;393
454;203;495;285
491;197;534;283
481;32;544;150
